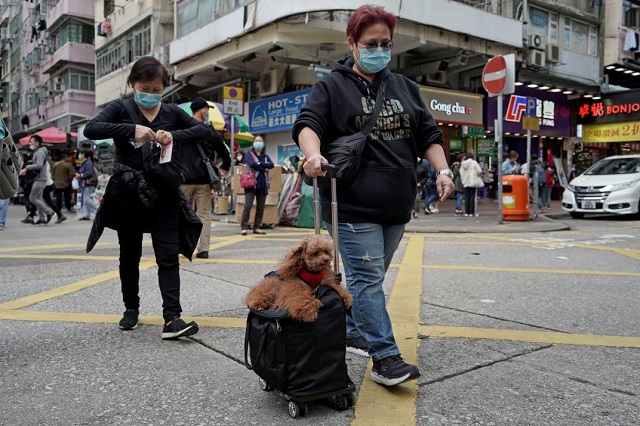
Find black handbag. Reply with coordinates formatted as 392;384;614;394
315;80;386;189
195;141;220;187
122;100;190;190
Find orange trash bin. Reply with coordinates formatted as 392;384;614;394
502;175;529;221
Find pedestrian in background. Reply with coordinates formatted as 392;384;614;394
451;153;465;216
423;160;440;214
413;157;428;218
180;97;232;258
0;197;9;230
44;156;67;224
84;56;211;339
75;151;98;221
293;4;454;387
535;160;547;210
52;153;75;213
240;135;273;235
502;150;520;175
19;135;54;225
460;152;484;217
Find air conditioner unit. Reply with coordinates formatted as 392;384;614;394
55;77;64;85
54;83;65;92
259;69;284;97
527;34;546;50
528;49;545;68
426;71;447;85
625;7;640;28
546;44;561;64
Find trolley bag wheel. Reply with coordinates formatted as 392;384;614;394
327;394;349;411
346;392;355;407
288;400;307;418
258;377;273;392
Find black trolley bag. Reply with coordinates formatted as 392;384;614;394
244;164;356;419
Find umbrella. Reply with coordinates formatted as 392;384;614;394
19;126;78;145
178;101;226;131
233;132;255;148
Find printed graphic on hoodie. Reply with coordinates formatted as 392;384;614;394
355;97;412;142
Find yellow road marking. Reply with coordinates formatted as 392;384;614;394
0;261;155;312
0;255;121;261
2;309;638;349
421;325;640;349
0;310;246;328
424;264;640;276
352;234;424;426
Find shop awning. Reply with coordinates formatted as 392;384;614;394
19;127;78;145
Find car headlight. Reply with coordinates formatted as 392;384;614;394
567;184;577;192
603;180;640;192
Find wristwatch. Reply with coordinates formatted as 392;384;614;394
436;168;454;179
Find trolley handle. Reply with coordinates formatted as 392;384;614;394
321;163;337;177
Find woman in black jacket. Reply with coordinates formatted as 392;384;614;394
84;56;212;339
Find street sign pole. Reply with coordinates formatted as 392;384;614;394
482;53;515;225
496;98;503;224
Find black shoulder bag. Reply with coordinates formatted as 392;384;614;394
315;79;386;189
122;100;190;190
195;141;220;187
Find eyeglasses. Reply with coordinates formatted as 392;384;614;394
358;40;395;52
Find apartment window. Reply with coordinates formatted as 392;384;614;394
68;69;95;91
53;19;94;49
177;0;250;38
95;19;151;79
563;17;597;55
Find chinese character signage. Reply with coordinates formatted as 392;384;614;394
582;121;640;143
248;89;312;134
576;90;640;124
486;87;570;137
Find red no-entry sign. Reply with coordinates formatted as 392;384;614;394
482;56;507;96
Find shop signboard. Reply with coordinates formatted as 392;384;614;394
485;87;570;137
575;89;640;125
582;121;640;143
477;138;495;157
419;86;484;126
248;89;312;134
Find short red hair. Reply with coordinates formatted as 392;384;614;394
346;4;397;42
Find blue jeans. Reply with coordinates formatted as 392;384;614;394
325;221;405;361
424;184;438;208
81;186;98;219
0;198;9;228
455;191;463;210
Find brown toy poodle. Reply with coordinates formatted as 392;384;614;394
245;235;352;322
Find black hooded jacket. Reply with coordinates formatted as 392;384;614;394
292;56;443;225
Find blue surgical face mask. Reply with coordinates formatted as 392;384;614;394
203;115;209;123
253;141;264;151
356;47;391;74
135;91;162;109
0;125;5;140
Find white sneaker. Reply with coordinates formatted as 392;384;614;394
431;208;439;213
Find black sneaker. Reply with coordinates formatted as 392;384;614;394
118;309;139;330
371;355;420;387
161;318;199;340
44;212;54;224
346;336;371;357
195;251;208;259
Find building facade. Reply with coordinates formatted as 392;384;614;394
1;0;96;139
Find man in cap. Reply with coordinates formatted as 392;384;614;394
180;98;232;259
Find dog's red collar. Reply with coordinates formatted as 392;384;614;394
298;268;323;289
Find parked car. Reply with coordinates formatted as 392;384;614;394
562;154;640;219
